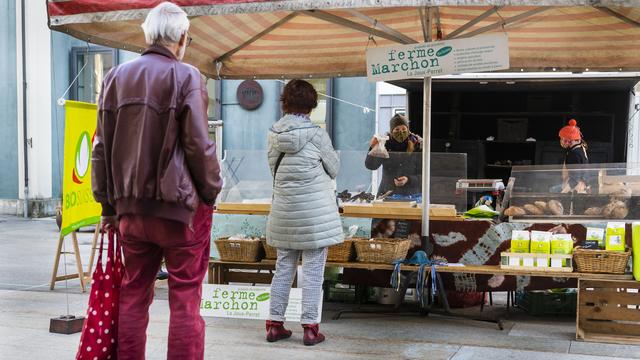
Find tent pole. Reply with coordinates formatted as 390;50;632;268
421;7;433;254
421;76;432;254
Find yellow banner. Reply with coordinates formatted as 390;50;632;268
61;101;102;236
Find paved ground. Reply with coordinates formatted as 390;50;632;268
1;215;639;359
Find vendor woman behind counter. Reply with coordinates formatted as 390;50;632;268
365;114;423;197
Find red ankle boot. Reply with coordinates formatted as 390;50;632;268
265;320;292;342
302;323;325;346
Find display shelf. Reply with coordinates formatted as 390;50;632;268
433;264;633;280
508;216;640;224
502;163;640;222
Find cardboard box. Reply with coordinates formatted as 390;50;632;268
550;258;564;268
605;222;626;252
509;255;523;267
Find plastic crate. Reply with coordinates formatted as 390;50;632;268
516;290;577;316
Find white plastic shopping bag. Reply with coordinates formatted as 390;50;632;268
368;135;389;158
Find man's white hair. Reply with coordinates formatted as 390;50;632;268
141;2;190;46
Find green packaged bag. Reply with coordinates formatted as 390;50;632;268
511;230;530;253
605;222;626;252
551;234;573;267
586;227;605;249
633;222;640;281
531;231;552;267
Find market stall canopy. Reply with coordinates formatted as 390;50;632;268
48;1;640;79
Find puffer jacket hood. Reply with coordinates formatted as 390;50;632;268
269;114;319;154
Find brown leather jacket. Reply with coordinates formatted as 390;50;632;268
92;46;222;224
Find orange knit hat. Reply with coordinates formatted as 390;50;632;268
558;119;582;141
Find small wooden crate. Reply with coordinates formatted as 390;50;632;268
500;252;573;272
214;238;263;262
577;279;640;345
354;238;411;264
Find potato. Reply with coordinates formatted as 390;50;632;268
584;207;602;216
504;206;526;217
524;204;544;215
548;200;564;216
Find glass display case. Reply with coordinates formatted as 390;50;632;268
216;150;468;213
502;163;640;223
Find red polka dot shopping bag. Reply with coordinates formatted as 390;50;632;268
76;229;123;360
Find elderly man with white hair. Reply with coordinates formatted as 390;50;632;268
91;2;222;359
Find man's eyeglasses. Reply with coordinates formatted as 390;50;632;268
186;36;193;47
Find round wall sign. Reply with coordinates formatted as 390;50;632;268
237;80;263;110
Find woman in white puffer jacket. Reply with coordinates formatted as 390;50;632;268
265;80;343;346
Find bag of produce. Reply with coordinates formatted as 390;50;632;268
633;222;640;281
551;233;573;267
586;227;605;249
510;230;530;253
464;205;499;219
368;135;389;158
605;222;626;252
531;231;552;267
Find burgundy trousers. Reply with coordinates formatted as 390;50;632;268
117;203;212;360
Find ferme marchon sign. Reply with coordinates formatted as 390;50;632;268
366;33;509;82
200;284;322;322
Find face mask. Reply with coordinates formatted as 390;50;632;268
392;130;409;143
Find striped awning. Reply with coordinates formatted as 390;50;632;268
47;1;640;79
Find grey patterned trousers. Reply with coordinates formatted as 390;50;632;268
269;247;328;324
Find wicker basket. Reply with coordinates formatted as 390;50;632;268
261;239;278;260
327;239;358;262
573;247;631;274
354;238;411;264
215;238;263;262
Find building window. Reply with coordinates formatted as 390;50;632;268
206;78;221;120
393;107;406;116
306;79;329;128
71;46;118;104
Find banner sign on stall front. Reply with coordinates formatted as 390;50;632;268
366;33;509;82
200;284;322;323
60;101;102;236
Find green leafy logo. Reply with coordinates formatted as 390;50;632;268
436;46;452;57
256;293;270;302
72;131;91;184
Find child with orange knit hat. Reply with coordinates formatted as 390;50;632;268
558;119;589;193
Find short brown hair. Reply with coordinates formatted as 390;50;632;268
280;79;318;114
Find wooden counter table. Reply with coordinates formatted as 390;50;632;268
207;259;423;285
215;202;464;221
207;259;633;285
